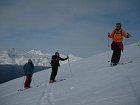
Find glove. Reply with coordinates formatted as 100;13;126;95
67;56;69;59
108;32;110;37
127;33;132;38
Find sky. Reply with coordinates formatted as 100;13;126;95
0;0;140;57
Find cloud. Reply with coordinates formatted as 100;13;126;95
0;0;138;35
0;0;140;57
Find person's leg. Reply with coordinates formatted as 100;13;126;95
24;75;28;88
24;74;32;88
115;48;121;64
28;74;32;88
111;50;117;63
50;66;58;83
111;45;121;65
24;75;30;88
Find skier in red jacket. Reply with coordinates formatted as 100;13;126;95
49;52;68;83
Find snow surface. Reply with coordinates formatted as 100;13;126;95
0;42;140;105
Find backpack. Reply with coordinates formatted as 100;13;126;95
51;55;60;67
111;29;123;50
113;29;123;39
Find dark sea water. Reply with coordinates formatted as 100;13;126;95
0;65;50;84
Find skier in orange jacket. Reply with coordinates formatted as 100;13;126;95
108;23;130;66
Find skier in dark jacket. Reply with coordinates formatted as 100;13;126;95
49;52;68;83
108;23;130;66
23;59;34;89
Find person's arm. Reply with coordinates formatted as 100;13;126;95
23;64;27;75
59;56;69;61
122;30;129;38
108;30;115;38
31;64;34;74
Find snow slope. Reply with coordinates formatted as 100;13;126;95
0;42;140;105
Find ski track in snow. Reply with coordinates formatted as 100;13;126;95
0;82;46;100
37;79;66;105
37;83;55;105
0;90;18;99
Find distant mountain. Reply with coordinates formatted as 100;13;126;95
0;49;82;67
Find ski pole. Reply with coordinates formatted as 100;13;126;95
127;33;139;46
32;76;35;86
107;32;110;62
68;57;73;77
23;76;26;89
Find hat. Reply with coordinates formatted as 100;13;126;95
116;23;121;27
28;59;32;62
55;52;59;55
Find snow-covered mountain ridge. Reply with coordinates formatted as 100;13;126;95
0;42;140;105
0;49;82;66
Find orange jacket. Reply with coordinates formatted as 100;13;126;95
108;29;128;42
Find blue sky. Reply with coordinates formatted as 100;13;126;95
0;0;140;57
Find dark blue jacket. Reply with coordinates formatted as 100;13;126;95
23;63;34;75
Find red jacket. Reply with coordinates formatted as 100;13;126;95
51;55;68;67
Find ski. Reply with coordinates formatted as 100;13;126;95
18;88;27;92
49;78;66;84
17;83;44;92
56;78;66;82
119;60;133;65
110;60;133;67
